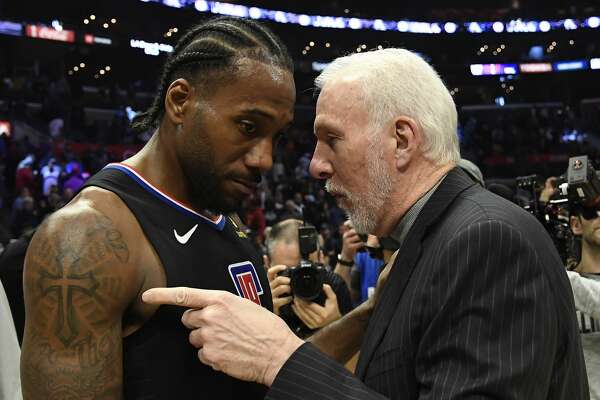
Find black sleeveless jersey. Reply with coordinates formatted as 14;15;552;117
82;162;272;399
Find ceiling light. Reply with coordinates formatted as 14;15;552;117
90;15;96;20
105;66;111;71
309;41;315;47
325;42;331;48
111;18;117;24
302;50;307;55
73;66;79;72
103;23;109;28
80;63;85;68
84;19;89;24
100;69;105;75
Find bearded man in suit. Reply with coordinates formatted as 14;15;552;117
143;48;589;400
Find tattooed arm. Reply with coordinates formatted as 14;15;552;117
21;197;141;400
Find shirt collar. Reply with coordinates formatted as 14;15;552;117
389;175;447;249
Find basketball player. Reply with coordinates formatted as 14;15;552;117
20;17;295;399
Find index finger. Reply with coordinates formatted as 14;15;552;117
267;264;288;281
142;287;223;308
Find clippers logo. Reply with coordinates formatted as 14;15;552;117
228;262;263;305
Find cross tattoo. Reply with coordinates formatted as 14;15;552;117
38;260;100;347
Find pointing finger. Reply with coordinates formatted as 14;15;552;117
142;287;224;308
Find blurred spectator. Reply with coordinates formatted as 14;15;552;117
40;158;62;196
15;154;35;195
11;197;40;237
244;195;267;243
63;164;87;194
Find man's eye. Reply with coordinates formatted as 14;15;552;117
239;120;257;135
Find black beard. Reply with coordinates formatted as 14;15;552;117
179;157;239;214
177;134;239;214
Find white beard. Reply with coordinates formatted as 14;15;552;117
325;137;393;234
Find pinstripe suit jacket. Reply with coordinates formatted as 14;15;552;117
267;168;589;400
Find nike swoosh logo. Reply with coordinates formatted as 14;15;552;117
173;224;199;244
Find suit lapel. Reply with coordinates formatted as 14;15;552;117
355;167;477;379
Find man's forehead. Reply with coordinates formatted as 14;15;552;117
315;79;368;129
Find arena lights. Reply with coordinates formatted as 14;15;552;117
130;38;174;56
553;60;588;71
312;61;330;72
146;0;600;34
470;64;519;76
471;59;597;76
0;20;22;36
84;34;112;45
520;62;553;73
0;121;11;137
26;24;75;43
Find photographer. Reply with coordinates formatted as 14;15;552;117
334;221;397;305
264;219;352;337
569;203;600;400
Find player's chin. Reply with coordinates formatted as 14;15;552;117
220;185;251;209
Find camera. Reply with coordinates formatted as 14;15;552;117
278;224;326;301
516;156;600;263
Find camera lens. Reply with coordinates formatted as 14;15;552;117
291;267;323;301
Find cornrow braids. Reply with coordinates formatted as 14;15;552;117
132;16;293;133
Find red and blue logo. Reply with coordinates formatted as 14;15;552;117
228;262;263;305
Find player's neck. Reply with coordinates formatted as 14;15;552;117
124;129;196;209
577;243;600;274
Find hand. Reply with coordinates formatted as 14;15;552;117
340;221;363;261
142;287;304;387
366;250;398;311
539;177;557;203
291;284;342;329
266;262;293;316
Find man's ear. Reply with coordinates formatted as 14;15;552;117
263;254;271;271
393;116;420;171
570;215;583;235
164;78;194;126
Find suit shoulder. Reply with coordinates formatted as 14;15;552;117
449;186;543;232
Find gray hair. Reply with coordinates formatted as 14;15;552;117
315;48;460;165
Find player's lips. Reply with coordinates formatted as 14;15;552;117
231;178;257;195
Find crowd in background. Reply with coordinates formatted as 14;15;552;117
2;65;600;268
1;109;600;259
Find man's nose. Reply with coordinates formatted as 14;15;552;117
309;142;333;180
